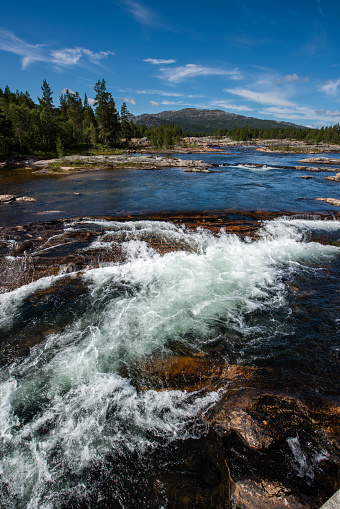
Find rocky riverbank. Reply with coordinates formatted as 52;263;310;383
24;154;218;174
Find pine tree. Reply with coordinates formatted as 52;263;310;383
120;102;132;140
94;79;119;146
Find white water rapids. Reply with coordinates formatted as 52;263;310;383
0;217;339;507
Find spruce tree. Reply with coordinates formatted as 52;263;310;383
94;79;119;146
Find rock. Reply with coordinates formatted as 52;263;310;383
0;194;36;203
0;194;17;203
325;173;340;181
230;479;305;508
300;175;315;179
207;388;340;508
150;429;231;509
183;168;214;173
15;196;37;202
294;165;338;172
298;157;340;165
320;489;340;509
316;198;340;206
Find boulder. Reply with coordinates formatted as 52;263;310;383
325;173;340;181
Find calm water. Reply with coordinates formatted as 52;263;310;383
0;148;340;507
0;147;340;226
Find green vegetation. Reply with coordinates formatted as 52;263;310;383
0;80;147;159
1;79;340;160
213;124;340;144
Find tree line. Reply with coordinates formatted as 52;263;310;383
212;124;340;144
0;79;149;158
1;78;340;159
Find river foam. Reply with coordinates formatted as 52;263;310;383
0;218;339;507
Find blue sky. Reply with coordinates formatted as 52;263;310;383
1;0;340;127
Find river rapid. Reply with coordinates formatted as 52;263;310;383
0;148;340;508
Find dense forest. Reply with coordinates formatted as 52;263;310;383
213;124;340;144
1;79;340;159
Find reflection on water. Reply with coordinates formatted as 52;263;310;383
0;148;340;226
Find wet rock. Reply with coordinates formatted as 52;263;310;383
316;198;340;207
230;479;305;508
207;389;340;508
300;175;315;179
0;194;37;203
151;429;231;509
298;157;340;165
325;173;340;181
294;165;338;172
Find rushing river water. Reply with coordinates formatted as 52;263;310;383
0;148;340;508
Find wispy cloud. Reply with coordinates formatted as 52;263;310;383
283;73;309;83
119;0;162;27
144;58;176;65
149;100;160;106
159;64;239;83
123;97;136;105
225;87;295;107
319;78;340;96
260;105;340;124
0;28;115;70
210;100;254;112
121;89;204;98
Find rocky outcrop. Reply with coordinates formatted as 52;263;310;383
0;194;37;203
30;154;217;174
316;198;340;207
298;157;340;165
325;173;340;181
294;165;339;172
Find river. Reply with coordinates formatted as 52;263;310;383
0;147;339;508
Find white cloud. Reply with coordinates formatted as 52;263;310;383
120;0;162;27
210;100;254;112
149;100;160;106
225;87;295;107
0;28;47;69
283;73;309;83
160;100;183;105
315;108;340;117
260;105;340;123
62;88;75;94
87;98;96;105
284;73;299;82
132;89;184;96
160;64;238;83
0;28;115;70
51;47;115;67
121;89;204;98
319;78;340;96
123;97;136;105
144;58;176;65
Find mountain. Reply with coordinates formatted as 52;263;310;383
131;108;306;134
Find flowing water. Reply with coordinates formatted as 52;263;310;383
0;148;340;507
0;216;340;507
1;147;340;227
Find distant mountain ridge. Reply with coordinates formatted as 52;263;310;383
130;108;306;134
